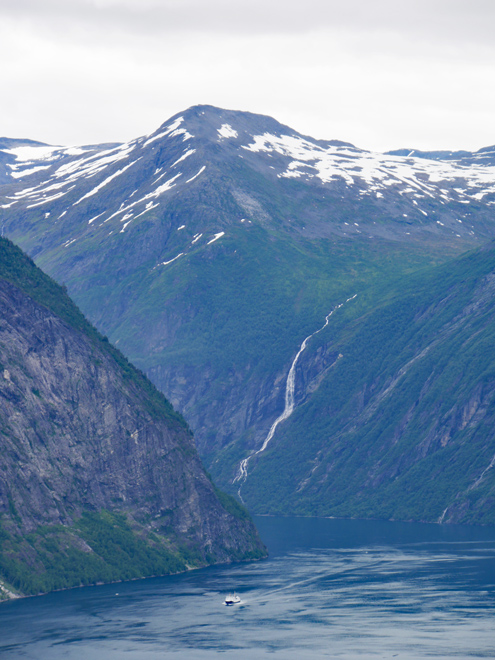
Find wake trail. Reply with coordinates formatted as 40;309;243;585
247;557;386;603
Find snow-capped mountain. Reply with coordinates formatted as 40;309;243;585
2;105;495;527
2;105;495;260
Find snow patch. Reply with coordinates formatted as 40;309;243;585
5;145;60;162
9;165;51;179
73;159;139;205
26;190;70;208
171;149;196;168
143;117;185;147
186;166;206;183
134;202;159;219
207;231;225;245
120;217;134;232
152;173;181;196
158;252;184;267
243;131;495;202
88;212;105;225
218;124;238;139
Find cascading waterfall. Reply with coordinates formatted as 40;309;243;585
469;452;495;491
439;451;495;523
234;294;357;499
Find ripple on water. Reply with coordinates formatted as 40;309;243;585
0;516;495;659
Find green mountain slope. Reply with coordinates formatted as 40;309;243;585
0;108;487;453
240;242;495;525
1;105;495;521
0;238;265;600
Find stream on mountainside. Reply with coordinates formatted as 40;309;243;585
234;295;357;498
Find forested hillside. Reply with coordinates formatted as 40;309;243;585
0;238;265;599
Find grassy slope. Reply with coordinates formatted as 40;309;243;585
21;151;467;388
69;221;457;416
0;512;189;596
241;242;495;524
3;157;485;525
5;154;475;474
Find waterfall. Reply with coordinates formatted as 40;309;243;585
437;507;449;524
469;452;495;491
234;294;357;498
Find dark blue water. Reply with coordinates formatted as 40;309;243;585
1;516;495;659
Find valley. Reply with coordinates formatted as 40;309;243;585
1;105;495;528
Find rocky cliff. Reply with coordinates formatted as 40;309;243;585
0;238;266;599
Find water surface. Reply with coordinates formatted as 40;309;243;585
1;516;494;659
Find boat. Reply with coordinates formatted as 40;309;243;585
224;592;241;605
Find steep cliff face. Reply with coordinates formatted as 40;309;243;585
0;238;265;598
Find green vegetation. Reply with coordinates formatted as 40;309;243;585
3;129;492;534
213;483;252;523
240;243;495;524
2;146;475;495
0;511;189;596
103;224;447;376
0;502;266;596
72;214;454;472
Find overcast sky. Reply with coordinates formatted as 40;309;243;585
1;0;494;151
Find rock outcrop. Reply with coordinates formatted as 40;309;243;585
0;238;265;597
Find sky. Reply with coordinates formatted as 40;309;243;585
1;0;495;152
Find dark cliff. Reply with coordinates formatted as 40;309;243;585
0;238;266;599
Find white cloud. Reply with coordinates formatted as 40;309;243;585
0;0;494;151
4;0;495;42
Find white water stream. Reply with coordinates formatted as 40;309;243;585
439;451;495;523
234;295;357;498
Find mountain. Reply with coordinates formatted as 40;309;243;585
1;105;495;521
240;241;495;525
0;237;265;600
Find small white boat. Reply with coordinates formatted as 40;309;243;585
224;592;241;606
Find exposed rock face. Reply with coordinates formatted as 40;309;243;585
0;239;265;597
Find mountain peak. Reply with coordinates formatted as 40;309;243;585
2;104;495;258
150;104;300;148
